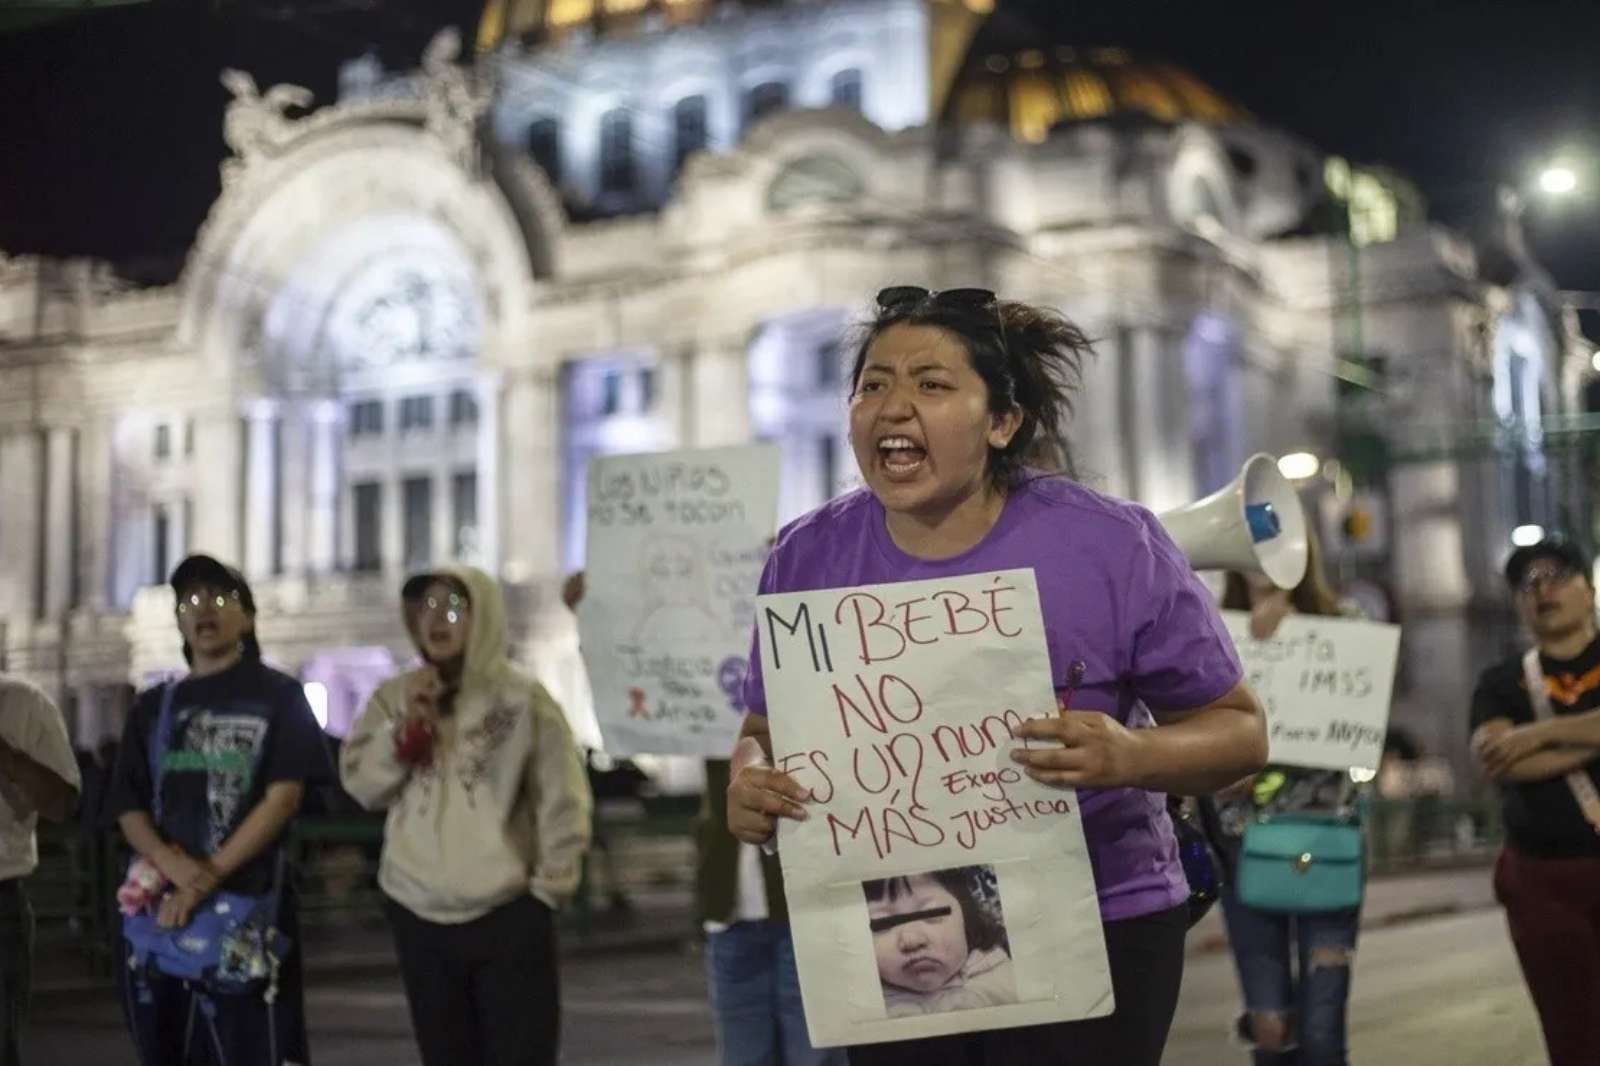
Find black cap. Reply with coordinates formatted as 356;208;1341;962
401;571;470;603
1503;535;1593;589
169;554;257;614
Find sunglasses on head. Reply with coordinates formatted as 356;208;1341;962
876;286;998;314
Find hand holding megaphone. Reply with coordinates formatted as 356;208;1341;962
1156;453;1309;591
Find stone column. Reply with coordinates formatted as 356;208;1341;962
0;430;44;621
191;411;243;565
1067;321;1126;496
658;345;689;449
500;369;560;583
306;400;341;575
43;426;78;614
279;405;308;577
243;400;279;577
1116;326;1190;512
381;469;403;579
689;336;752;447
79;418;113;611
474;374;502;572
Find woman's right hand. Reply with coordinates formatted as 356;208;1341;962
726;763;811;845
405;667;443;724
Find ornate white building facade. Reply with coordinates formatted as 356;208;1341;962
0;0;1580;777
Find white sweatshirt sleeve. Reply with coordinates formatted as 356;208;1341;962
339;682;413;811
526;684;593;908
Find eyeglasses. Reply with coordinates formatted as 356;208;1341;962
176;588;242;614
1517;563;1578;594
421;592;469;625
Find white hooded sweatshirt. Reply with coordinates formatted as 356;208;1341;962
341;566;592;924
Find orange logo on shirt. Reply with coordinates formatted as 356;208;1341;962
1539;662;1600;708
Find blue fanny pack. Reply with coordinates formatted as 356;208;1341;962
1235;811;1364;914
121;683;289;997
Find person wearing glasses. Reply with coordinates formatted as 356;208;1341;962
106;554;332;1066
1471;537;1600;1066
726;286;1269;1065
341;567;591;1066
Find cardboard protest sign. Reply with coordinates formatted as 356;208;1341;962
1221;610;1401;772
577;445;779;756
757;570;1112;1046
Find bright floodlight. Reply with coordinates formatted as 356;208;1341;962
1512;524;1546;547
303;681;330;730
1540;166;1578;195
1277;452;1320;481
1590;349;1600;373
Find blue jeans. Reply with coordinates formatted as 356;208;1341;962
1220;888;1360;1066
706;921;845;1066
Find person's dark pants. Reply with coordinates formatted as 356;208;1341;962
845;904;1187;1066
1493;845;1600;1066
386;893;560;1066
119;895;309;1066
1219;885;1361;1065
0;881;33;1066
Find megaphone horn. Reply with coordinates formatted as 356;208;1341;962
1156;453;1309;591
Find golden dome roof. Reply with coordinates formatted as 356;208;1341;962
941;44;1251;142
472;2;1247;142
479;0;1005;52
477;0;746;49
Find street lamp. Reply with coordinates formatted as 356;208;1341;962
1539;165;1578;196
1512;524;1546;547
1277;451;1321;481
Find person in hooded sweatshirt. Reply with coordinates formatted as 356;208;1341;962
341;566;592;1066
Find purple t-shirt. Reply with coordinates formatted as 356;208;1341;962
742;474;1243;923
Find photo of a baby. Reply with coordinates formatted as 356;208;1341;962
862;864;1018;1019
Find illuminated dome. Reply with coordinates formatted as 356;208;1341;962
477;0;761;49
480;0;1002;51
940;44;1251;143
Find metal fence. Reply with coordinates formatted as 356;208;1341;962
36;793;1500;982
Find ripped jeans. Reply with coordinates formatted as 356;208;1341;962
1220;887;1360;1066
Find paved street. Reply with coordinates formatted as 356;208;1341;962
30;904;1544;1066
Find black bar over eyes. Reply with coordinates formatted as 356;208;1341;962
868;905;953;934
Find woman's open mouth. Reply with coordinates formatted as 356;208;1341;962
877;435;927;478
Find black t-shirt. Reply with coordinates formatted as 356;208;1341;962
106;658;335;893
1470;637;1600;858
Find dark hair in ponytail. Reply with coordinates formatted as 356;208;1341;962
847;294;1091;489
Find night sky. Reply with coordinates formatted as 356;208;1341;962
2;0;1597;293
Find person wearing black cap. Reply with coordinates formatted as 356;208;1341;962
1469;535;1600;1066
105;554;333;1066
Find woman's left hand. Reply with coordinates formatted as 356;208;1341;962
1477;722;1550;779
1011;709;1145;789
156;885;208;930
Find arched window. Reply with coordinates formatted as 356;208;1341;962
599;108;635;194
673;95;709;175
528;117;562;184
743;81;789;130
829;69;863;110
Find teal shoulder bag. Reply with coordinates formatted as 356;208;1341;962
1235;811;1364;914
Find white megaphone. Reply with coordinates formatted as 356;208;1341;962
1157;453;1309;590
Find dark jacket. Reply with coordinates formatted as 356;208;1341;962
697;760;788;926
